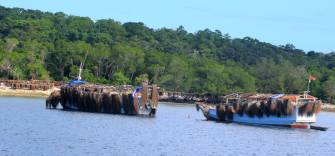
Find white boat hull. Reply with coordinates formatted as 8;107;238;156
232;114;316;126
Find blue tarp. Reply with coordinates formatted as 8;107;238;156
68;79;86;86
208;109;219;120
132;86;142;97
270;94;284;99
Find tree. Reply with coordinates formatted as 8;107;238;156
1;5;335;102
159;55;191;91
323;76;335;103
4;38;19;52
135;74;148;85
112;71;130;85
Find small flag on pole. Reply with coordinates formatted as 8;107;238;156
309;75;316;81
307;75;316;92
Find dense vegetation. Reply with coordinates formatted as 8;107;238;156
1;6;335;103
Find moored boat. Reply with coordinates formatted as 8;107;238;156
46;56;159;117
196;92;324;129
47;81;159;116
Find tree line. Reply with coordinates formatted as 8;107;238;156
0;6;335;103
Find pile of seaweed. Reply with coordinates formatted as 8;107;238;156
215;95;322;122
46;83;159;116
298;101;322;116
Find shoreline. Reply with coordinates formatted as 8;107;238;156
322;103;335;112
0;88;334;112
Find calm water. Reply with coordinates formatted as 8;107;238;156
0;96;334;156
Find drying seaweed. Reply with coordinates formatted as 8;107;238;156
226;106;234;121
216;104;226;121
46;91;61;108
48;82;158;116
213;93;323;120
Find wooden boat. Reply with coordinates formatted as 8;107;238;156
196;92;325;129
46;81;159;117
46;58;159;117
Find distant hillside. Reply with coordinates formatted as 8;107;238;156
0;6;335;103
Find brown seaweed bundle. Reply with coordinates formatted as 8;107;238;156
298;104;307;115
226;106;234;121
111;94;121;114
259;101;268;117
122;94;131;115
264;100;272;117
63;87;68;106
237;103;247;116
299;102;314;116
94;92;102;112
60;87;66;108
71;88;78;108
306;102;315;116
77;91;84;111
246;103;258;117
82;92;89;111
83;91;89;112
133;94;139;115
232;101;240;113
280;99;294;116
66;87;72;106
255;101;264;118
102;93;112;113
141;81;148;108
151;84;159;110
128;94;139;115
269;100;278;115
216;104;226;121
73;87;79;107
46;91;61;109
85;92;93;112
275;100;283;117
89;92;97;112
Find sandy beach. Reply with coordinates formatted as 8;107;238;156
0;88;56;97
322;103;335;112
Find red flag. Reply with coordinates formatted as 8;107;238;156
309;75;316;81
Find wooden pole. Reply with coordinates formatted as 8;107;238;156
141;80;148;109
151;84;158;109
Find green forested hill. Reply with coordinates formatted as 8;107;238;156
0;6;335;102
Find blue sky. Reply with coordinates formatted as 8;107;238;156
1;0;334;52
